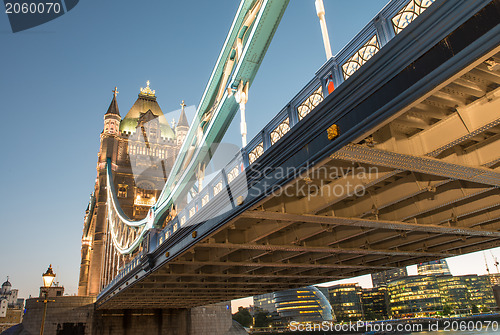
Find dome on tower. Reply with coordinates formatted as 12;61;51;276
119;81;176;140
2;279;11;292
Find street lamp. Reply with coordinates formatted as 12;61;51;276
42;265;55;288
39;265;56;335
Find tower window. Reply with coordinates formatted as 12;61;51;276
118;184;128;198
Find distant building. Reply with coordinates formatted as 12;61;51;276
489;273;500;286
417;260;452;276
386;274;496;318
0;279;24;333
316;287;330;302
252;293;282;326
493;285;500;308
462;275;496;311
253;293;276;313
274;286;333;324
0;300;6;318
0;279;23;309
371;268;408;287
361;286;389;320
436;276;470;314
327;284;363;321
387;275;442;318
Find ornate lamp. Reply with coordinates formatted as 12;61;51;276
42;265;55;288
39;265;56;335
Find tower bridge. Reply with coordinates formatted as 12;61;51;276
78;0;500;315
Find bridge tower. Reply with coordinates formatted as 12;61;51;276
78;83;189;296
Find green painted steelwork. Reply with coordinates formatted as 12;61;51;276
106;0;290;254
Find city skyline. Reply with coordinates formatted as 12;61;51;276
232;249;500;313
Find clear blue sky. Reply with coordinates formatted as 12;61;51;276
1;0;498;304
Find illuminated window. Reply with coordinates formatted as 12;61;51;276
248;142;264;164
270;118;290;145
117;184;128;198
202;194;209;207
392;0;435;34
227;166;239;184
213;181;223;196
342;35;380;79
297;86;323;120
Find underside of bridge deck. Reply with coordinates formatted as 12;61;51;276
99;47;500;309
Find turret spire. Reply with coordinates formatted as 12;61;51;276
104;87;121;135
105;87;120;116
177;100;189;128
176;100;189;146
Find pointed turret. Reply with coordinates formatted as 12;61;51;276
176;100;189;146
104;87;121;135
105;87;120;116
177;101;189;128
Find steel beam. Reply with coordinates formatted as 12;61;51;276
332;144;500;187
241;211;500;237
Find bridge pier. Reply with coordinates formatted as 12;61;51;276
19;298;242;335
93;303;235;335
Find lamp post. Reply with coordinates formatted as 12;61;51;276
39;265;55;335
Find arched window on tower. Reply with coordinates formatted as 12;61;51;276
117;184;128;198
134;181;156;207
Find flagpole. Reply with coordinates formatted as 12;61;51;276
315;0;333;60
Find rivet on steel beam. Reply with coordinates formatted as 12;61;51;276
165;251;170;257
236;195;244;206
135;275;138;279
192;231;198;238
327;124;339;140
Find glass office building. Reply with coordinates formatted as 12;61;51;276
436;276;470;314
417;260;452;276
274;286;333;324
462;275;496;310
328;284;364;321
362;286;390;320
254;292;276;313
387;275;442;317
372;268;408;287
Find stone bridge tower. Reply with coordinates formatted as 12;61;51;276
78;83;189;296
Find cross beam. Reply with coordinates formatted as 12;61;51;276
332;144;500;187
196;242;456;258
241;211;500;237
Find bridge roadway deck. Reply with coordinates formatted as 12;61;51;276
96;0;500;309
